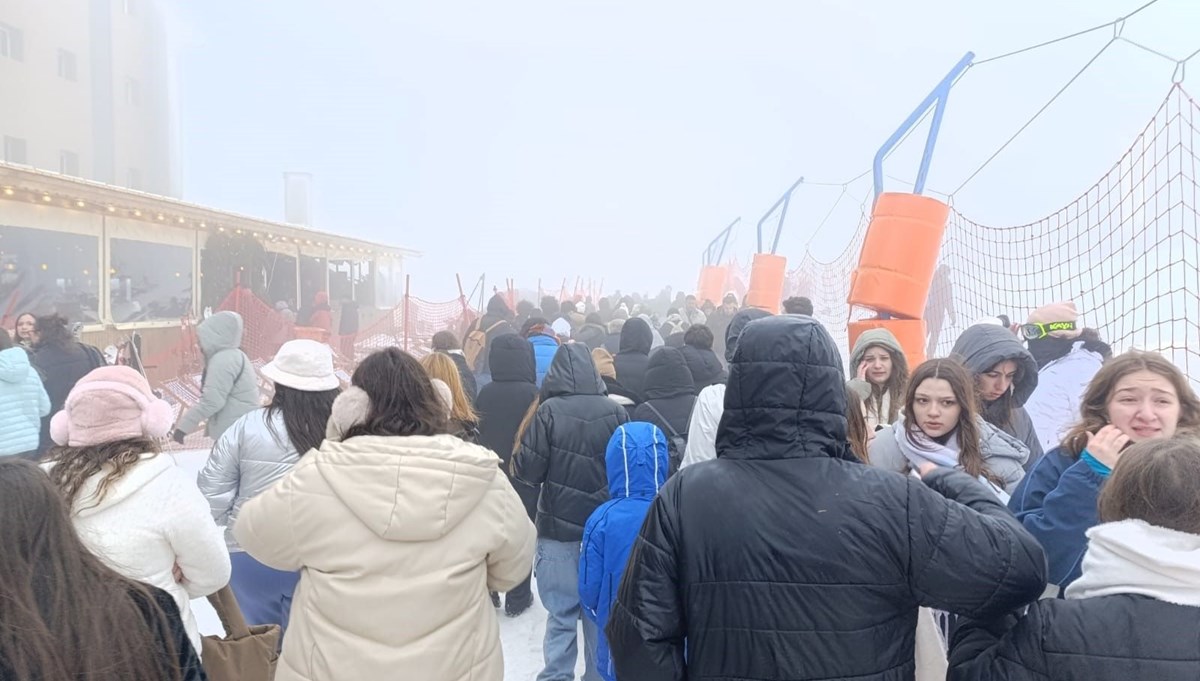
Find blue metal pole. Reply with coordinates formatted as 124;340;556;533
757;177;804;254
872;51;974;202
714;217;739;264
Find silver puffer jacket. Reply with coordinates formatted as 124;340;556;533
197;408;300;552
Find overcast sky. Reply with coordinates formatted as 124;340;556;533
173;0;1199;301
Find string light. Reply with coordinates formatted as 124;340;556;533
75;200;86;208
2;187;13;196
106;205;116;212
133;209;142;217
41;194;52;202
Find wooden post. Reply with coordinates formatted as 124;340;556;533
403;274;411;352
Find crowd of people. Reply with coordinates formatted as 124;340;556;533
1;289;1199;681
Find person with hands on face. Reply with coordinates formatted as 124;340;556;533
1010;350;1200;594
847;329;910;431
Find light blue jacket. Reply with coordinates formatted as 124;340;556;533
0;347;51;456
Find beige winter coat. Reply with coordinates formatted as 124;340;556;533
233;433;537;681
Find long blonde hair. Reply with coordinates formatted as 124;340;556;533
420;353;478;425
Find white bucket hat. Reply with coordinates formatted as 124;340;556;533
261;339;339;391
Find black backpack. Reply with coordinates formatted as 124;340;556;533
643;402;687;475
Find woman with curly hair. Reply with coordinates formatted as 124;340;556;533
44;366;230;654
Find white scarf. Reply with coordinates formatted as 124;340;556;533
890;418;1009;503
1066;519;1200;607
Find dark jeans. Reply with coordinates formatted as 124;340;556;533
504;474;540;605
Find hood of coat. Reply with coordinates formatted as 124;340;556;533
47;453;174;518
542;343;605;399
486;293;514;320
1067;519;1200;607
718;315;852;461
606;422;669;499
618;318;653;356
850;328;905;368
575;323;607;351
315;434;501;542
488;334;536;384
951;324;1039;406
643;347;695;400
0;346;33;383
724;308;772;363
197;311;244;358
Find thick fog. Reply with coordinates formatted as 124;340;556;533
173;0;1198;300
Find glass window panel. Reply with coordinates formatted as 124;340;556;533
109;238;193;323
0;224;100;324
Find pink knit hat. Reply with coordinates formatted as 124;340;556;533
50;366;175;447
1027;301;1082;339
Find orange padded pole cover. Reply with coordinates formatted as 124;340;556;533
744;253;787;313
696;265;728;306
848;192;949;319
849;318;928;368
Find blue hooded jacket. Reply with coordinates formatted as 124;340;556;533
579;422;669;681
528;333;559;387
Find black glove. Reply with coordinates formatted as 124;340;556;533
172;429;187;445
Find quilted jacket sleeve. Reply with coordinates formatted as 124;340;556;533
485;474;537;593
907;469;1047;620
948;607;1050;680
605;485;686;681
234;458;305;571
579;506;608;622
512;404;551;486
197;416;244;525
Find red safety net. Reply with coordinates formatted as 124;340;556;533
782;84;1200;380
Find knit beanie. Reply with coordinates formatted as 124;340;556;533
1028;301;1082;339
50;366;174;447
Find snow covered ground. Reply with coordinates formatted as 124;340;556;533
172;450;584;679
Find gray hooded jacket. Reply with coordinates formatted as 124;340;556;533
951;324;1044;471
177;312;260;440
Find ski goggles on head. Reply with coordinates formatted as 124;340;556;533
1019;321;1077;340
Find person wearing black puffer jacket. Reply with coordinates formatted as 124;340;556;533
31;315;104;452
614;317;653;402
606;315;1047;681
513;344;629;681
633;347;695;473
475;335;541;617
678;324;725;392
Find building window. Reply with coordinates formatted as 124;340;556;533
0;224;102;323
123;0;136;15
0;23;24;62
60;150;80;177
109;239;193;323
126;168;142;190
125;78;141;106
57;49;78;81
3;136;27;164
